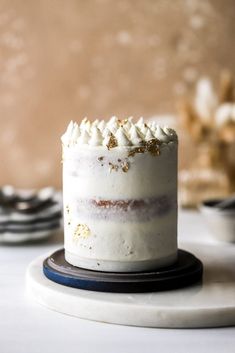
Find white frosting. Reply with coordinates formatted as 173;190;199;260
63;141;178;271
67;120;74;134
115;127;131;146
155;126;170;142
64;212;177;270
163;127;178;142
108;116;117;126
77;129;90;145
89;127;103;146
102;129;112;147
92;119;99;127
145;128;155;141
62;117;178;272
140;124;148;135
102;126;111;137
70;123;80;144
80;118;89;130
129;125;143;145
136;117;144;127
98;120;105;132
63;144;177;199
61;117;178;148
122;118;132;131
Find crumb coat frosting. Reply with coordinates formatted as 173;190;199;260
62;117;178;272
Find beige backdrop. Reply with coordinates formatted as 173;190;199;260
0;0;234;188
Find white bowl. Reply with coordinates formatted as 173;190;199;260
200;199;235;243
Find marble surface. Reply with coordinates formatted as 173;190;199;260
26;241;235;328
1;210;235;352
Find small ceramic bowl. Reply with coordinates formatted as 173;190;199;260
200;199;235;243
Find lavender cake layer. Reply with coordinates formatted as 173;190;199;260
62;117;178;272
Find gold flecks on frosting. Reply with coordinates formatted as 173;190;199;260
108;162;118;172
128;146;145;157
106;133;118;149
128;139;161;157
62;118;177;148
73;224;90;241
145;138;161;156
121;161;130;172
65;205;71;226
98;156;104;161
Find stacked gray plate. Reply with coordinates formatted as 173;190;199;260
0;186;62;243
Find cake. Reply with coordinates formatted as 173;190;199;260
61;117;178;272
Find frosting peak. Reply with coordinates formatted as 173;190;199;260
62;117;177;149
129;125;143;145
78;129;90;145
116;127;131;146
89;127;103;146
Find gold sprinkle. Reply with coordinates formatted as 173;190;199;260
98;156;104;161
117;119;128;126
128;139;161;157
109;162;118;172
146;139;161;156
106;133;118;150
121;161;130;173
128;146;145;157
73;224;90;241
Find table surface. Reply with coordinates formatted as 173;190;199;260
1;210;235;353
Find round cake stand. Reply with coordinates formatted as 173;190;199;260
26;243;235;328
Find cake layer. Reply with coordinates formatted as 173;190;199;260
63;193;176;222
64;210;177;262
63;143;177;199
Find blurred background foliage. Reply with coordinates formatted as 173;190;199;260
0;0;234;188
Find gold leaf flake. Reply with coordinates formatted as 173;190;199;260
146;139;161;156
121;161;130;172
128;139;161;157
106;133;118;149
108;162;118;172
73;224;90;241
128;146;145;157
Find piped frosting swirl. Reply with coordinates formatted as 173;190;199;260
61;117;178;148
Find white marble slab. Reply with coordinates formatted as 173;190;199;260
26;241;235;328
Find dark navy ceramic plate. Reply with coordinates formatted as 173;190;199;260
43;249;203;293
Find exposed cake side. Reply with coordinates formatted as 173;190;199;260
62;117;178;272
